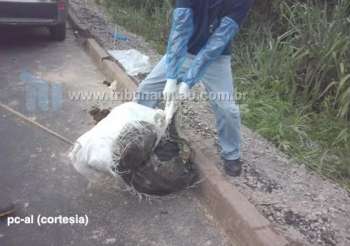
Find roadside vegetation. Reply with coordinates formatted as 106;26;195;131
100;0;350;190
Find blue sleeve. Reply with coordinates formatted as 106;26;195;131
166;7;194;80
183;17;239;88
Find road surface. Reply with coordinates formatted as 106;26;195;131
0;25;230;246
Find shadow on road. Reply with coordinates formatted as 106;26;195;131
0;26;52;47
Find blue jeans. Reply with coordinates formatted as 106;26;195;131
136;54;241;161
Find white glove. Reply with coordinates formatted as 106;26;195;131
163;79;177;100
178;82;190;100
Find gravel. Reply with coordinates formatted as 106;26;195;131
70;1;350;245
70;0;161;65
179;87;350;246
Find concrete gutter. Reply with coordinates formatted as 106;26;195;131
68;8;137;93
68;9;289;246
85;38;137;93
192;141;289;246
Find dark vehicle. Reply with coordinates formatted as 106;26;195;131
0;0;68;41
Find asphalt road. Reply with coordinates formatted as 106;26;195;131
0;26;229;246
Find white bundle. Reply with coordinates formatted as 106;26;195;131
69;102;170;184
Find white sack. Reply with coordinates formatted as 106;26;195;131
69;102;167;183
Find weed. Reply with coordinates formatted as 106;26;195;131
101;0;350;190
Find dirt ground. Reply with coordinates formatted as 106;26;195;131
179;91;350;246
70;1;350;245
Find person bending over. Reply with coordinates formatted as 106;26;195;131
136;0;254;177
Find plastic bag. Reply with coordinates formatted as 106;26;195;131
69;102;197;195
69;102;167;184
108;49;152;76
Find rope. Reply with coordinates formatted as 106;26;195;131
0;102;74;146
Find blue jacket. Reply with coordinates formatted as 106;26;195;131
166;0;254;87
177;0;253;55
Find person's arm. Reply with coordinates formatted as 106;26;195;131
181;0;254;89
163;0;194;100
163;1;194;121
165;0;194;81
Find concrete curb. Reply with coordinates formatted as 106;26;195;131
68;10;289;246
69;9;137;94
191;141;289;246
84;38;137;93
68;8;90;37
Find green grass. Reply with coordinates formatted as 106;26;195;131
101;0;350;190
234;0;350;188
102;0;172;52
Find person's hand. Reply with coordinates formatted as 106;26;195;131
163;79;179;125
163;79;178;101
178;82;190;101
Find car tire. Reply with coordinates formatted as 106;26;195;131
50;23;66;41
